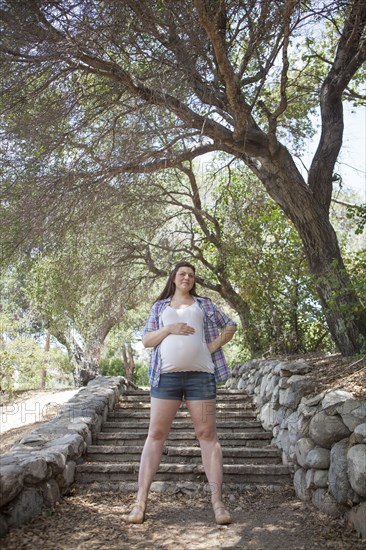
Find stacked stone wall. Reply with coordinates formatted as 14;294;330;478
0;376;128;537
227;359;366;539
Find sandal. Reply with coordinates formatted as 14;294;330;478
127;500;147;524
213;501;232;525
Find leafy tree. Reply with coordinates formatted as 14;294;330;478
0;265;42;338
0;265;74;390
133;363;150;387
99;357;125;377
99;305;153;381
5;336;73;390
1;0;366;354
345;204;366;236
24;233;152;385
112;161;329;355
207;166;329;354
0;349;16;394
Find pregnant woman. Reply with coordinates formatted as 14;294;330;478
127;261;237;525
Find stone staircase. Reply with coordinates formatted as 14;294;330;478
75;388;291;490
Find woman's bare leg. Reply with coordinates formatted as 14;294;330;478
186;399;231;523
134;397;181;503
186;399;223;500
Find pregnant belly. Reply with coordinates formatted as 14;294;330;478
161;334;206;367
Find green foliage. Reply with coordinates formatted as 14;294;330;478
0;0;365;358
0;266;74;391
0;266;42;337
99;357;125;377
344;249;366;334
133;362;149;387
346;204;366;235
99;345;149;386
0;349;16;395
328;198;366;346
1;336;73;392
2;154;364;369
25;251;79;334
223;326;251;365
194;163;328;354
348;249;366;299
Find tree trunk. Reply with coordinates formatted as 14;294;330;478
41;330;50;390
300;221;365;355
53;331;103;387
121;344;128;374
247;145;366;355
289;279;301;354
72;337;106;386
55;320;115;386
126;342;135;382
218;279;263;356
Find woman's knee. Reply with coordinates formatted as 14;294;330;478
195;426;217;442
148;425;170;441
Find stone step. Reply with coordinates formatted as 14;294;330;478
101;419;263;432
119;393;251;403
75;386;291;493
217;389;248;394
95;431;272;447
115;401;255;412
123;388;248;397
86;445;282;464
73;480;288;494
75;462;290;485
109;409;257;419
119;394;150;404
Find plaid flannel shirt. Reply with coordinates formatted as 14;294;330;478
142;296;237;388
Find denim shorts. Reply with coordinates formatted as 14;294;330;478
150;371;216;401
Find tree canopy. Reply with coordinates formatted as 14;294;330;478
1;0;366;364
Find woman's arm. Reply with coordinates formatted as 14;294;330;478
207;324;237;354
142;323;195;348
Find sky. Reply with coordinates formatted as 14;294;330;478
338;104;366;202
200;102;366;205
302;103;366;203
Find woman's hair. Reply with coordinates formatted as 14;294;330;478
155;261;198;302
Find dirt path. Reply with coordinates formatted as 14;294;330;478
1;485;364;549
0;389;79;433
0;389;80;455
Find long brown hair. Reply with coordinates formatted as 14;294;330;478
155;261;198;302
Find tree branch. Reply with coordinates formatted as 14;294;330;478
176;163;222;245
107;144;216;175
308;1;366;211
193;0;252;140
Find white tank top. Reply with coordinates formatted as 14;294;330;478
160;302;215;373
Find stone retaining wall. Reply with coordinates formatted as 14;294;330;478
0;376;129;538
226;359;366;539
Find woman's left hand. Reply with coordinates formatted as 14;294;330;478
207;325;237;354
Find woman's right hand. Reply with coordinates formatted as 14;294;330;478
142;323;195;348
168;323;195;335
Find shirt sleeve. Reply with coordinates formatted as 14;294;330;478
142;303;160;338
212;302;237;329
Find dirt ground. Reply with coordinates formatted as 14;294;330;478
286;352;366;400
1;485;365;549
1;353;365;549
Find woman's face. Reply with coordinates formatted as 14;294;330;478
174;266;195;293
